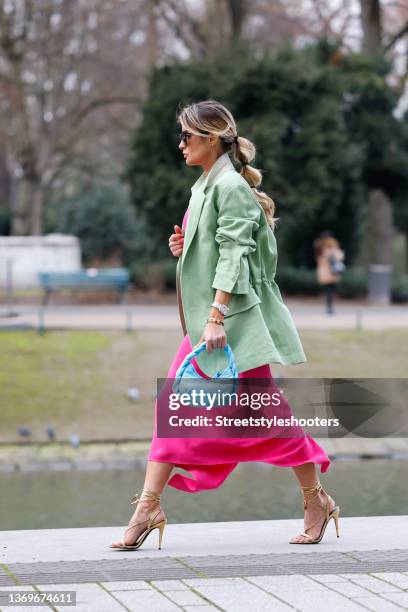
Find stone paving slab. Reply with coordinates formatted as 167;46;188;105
36;583;125;612
352;596;405;611
1;571;408;612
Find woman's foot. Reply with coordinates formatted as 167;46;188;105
290;481;340;544
110;489;166;550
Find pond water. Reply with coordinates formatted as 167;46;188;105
0;459;407;531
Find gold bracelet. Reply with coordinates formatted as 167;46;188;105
207;317;224;326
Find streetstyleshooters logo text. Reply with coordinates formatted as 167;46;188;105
157;378;408;439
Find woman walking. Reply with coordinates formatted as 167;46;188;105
314;231;345;315
110;100;339;550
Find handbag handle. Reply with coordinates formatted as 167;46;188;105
175;342;238;380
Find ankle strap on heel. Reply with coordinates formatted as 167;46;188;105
130;489;161;505
300;482;322;495
300;482;322;508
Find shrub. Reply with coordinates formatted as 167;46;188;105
51;184;140;265
130;257;177;291
391;272;408;303
0;207;11;235
275;266;320;295
337;268;367;298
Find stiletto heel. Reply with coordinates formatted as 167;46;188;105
110;489;166;551
157;519;166;549
290;482;340;545
332;508;340;537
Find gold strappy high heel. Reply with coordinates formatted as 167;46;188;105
110;489;166;550
290;481;340;544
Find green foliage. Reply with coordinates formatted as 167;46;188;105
275;266;320;295
338;54;408;200
0;207;11;235
50;184;140;264
337;268;367;298
391;272;408;303
124;41;360;265
274;265;368;298
124;39;408;270
130;257;177;290
275;264;408;302
129;255;408;302
393;113;408;236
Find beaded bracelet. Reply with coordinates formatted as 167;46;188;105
207;317;224;326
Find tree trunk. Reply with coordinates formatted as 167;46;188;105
360;0;394;303
11;177;33;235
11;175;43;236
204;0;229;52
0;143;10;209
360;0;382;54
226;0;247;41
367;189;393;304
30;183;44;236
145;0;159;66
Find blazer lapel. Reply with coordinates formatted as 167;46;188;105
182;154;235;262
182;186;206;261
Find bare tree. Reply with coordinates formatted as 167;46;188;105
0;0;158;235
156;0;251;57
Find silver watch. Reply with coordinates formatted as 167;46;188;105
211;301;229;316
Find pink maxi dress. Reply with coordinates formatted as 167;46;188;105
148;209;330;492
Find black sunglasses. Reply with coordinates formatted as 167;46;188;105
179;130;210;145
180;130;193;145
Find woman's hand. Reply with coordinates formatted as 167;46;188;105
169;225;184;257
195;322;227;353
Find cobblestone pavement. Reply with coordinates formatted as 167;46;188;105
2;571;408;611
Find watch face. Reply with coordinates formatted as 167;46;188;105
213;302;228;315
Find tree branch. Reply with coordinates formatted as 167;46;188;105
157;0;207;57
71;96;142;128
384;21;408;52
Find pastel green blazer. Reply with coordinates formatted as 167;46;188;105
177;153;306;374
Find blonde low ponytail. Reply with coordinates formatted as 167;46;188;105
233;136;276;230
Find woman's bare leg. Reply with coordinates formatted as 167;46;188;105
292;462;318;488
143;460;174;491
111;461;174;547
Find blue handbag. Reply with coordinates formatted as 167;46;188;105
173;342;238;407
329;254;346;275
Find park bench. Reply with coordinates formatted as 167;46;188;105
38;268;130;305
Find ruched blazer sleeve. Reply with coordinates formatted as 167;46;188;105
212;184;260;295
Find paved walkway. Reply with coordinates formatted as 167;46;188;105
0;301;408;331
1;517;408;611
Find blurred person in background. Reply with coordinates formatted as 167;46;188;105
314;231;345;315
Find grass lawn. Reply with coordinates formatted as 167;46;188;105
1;328;407;442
